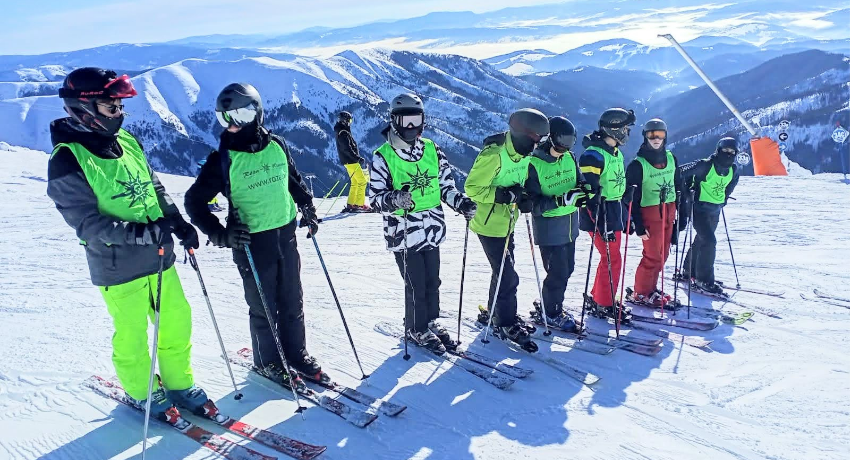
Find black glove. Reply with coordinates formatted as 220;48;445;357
389;190;414;212
125;218;171;246
555;187;589;208
670;227;679;246
172;218;199;249
299;205;320;238
628;220;637;236
457;196;477;220
518;194;533;213
603;229;617;242
209;221;251;249
494;185;523;204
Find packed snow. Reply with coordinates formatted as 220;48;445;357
0;144;848;460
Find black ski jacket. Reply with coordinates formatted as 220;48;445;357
334;121;362;165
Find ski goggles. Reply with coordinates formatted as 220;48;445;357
645;130;666;140
720;147;737;155
103;74;138;98
216;106;258;128
392;113;424;129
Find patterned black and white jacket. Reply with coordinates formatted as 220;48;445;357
369;135;468;252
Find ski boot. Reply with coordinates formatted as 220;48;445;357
590;300;632;324
695;280;725;296
256;362;309;393
168;385;228;423
530;301;580;334
125;387;182;424
496;322;539;353
428;320;458;352
408;329;447;355
290;352;332;385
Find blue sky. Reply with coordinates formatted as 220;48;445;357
2;0;556;55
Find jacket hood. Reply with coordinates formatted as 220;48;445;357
334;121;348;134
50;117;122;159
581;131;615;154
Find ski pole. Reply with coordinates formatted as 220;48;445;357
721;208;740;289
686;191;696;319
524;214;550;336
617;186;637;328
316;180;340;215
141;243;166;460
600;200;621;338
322;182;350;219
482;204;517;344
659;198;667;318
672;195;683;307
244;244;307;417
456;220;470;345
579;198;603;332
187;248;243;400
309;233;370;381
402;209;411;360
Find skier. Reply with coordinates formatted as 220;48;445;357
47;67;213;421
467;108;550;353
525;116;590;332
677;137;741;294
184;83;326;383
624;118;686;306
334;111;371;213
368;93;476;355
579;108;636;320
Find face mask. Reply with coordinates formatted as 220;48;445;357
94;113;125;137
512;134;536;155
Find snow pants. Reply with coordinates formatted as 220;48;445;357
478;233;519;328
634;202;676;296
233;223;308;369
100;266;194;400
682;209;721;284
344;163;368;206
539;243;576;316
393;247;441;333
590;231;622;308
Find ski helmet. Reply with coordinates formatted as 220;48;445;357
509;108;549;155
598;108;636;145
642;118;667;140
716;137;738;155
58;67;137;137
389;93;425;144
215;83;263;129
548;116;576;153
339;111;353;124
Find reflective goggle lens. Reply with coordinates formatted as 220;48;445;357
393;113;424;129
104;74;138;98
216;107;257;128
646;130;666;140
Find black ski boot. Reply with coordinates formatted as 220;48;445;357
590;301;632;324
428;320;458;352
497;322;539;353
256;363;309;393
290;353;331;385
695;280;725;296
408;329;447;355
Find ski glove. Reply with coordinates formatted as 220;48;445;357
125;218;171;246
172;218;199;249
457;196;477;220
603;229;617;243
494;185;523;204
299;205;320;238
389;190;414;212
555;188;589;208
210;221;251;249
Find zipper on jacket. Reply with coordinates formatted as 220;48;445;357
483;203;497;226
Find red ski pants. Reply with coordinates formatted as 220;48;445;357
590;231;622;308
634;202;676;296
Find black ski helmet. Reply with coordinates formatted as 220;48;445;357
716;137;738;154
509;108;549;155
389;93;425;143
548;116;577;152
58;67;137;136
642;118;667;137
598;108;636;145
215;83;263;127
339;111;353;124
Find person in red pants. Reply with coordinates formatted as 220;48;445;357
579;108;635;320
625;119;686;307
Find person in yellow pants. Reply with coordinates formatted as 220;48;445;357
335;111;372;212
47;67;213;422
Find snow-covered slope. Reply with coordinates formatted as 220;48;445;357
2;144;849;460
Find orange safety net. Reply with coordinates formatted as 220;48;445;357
750;137;787;176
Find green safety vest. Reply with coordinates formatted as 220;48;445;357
636;150;676;207
492;141;530;188
586;145;625;200
52;129;164;225
229;140;297;233
378;138;441;215
699;163;733;204
530;152;578;217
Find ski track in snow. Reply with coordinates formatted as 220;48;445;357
1;145;849;460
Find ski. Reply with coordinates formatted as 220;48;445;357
812;289;850;304
448;349;534;379
535;328;660;356
667;276;785;298
194;415;326;460
464;317;601;387
373;321;516;390
631;314;718;331
669;279;783;319
583;329;663;347
801;293;850;310
227;352;378;428
235;348;406;417
571;309;713;349
84;376;277;460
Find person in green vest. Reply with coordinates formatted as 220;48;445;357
47;67;214;422
624;118;686;306
184;83;324;383
678;137;740;294
579;107;636;320
368;93;477;355
525;117;590;333
467;108;549;353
